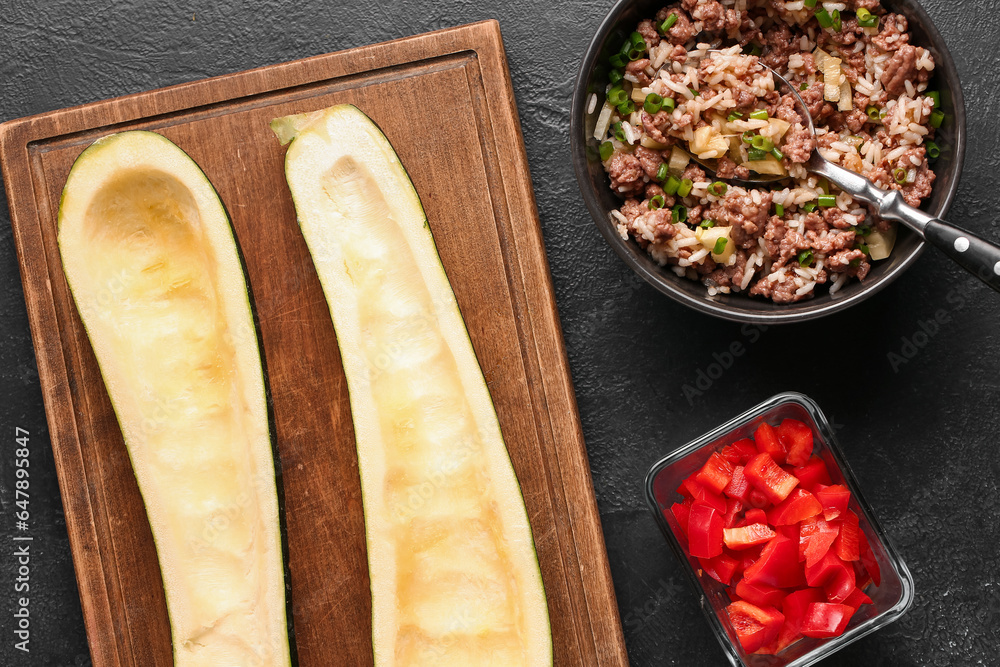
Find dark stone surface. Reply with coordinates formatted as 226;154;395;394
1;1;998;665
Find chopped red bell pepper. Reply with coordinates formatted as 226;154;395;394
744;534;807;589
842;587;873;613
767;488;823;526
858;530;881;587
687;502;724;559
724;523;776;550
721;438;758;465
680;477;728;513
723;465;751;502
742;508;768;526
735;578;786;607
723;498;744;528
804;549;848;588
799;602;854;638
696;452;735;495
776;418;814;467
754;422;786;464
747;488;770;509
798;515;840;567
815;484;851;521
670;500;692;536
792;458;832;491
745;452;799;504
823;558;856;603
726;601;785;653
834;509;860;562
699;552;740;586
776;587;825;651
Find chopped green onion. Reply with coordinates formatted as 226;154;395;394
893;167;908;184
700;219;716;229
803;0;816;6
879;108;888;119
930;110;945;128
815;8;834;29
617;99;635;115
797;250;814;267
771;147;785;161
750;109;769;121
662;97;676;111
599;141;614;162
744;43;763;57
677;178;693;198
774;203;785;217
649;195;666;210
818;194;837;207
831;9;842;31
689;87;699;97
585;144;598;161
866;105;881;122
608;87;628;106
849;257;861;267
664;174;681;195
802;201;817;212
672;205;688;223
926;140;941;159
727;111;744;122
857;8;878;28
855;225;872;236
818;178;830;195
658;13;679;33
926;91;940;108
613;122;626;142
630;31;645;47
742;130;756;144
644;93;664;114
747;147;768;161
608;69;623;85
713;237;728;255
801;82;810;91
751;135;775;151
628;46;645;61
656;162;670;182
859;243;870;255
708;181;728;197
609;53;626;69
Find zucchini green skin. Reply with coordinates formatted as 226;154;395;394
57;130;294;667
277;105;553;666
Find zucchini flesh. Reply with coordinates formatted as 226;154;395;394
275;105;552;665
57;131;291;667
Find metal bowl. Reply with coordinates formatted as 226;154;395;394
570;0;966;323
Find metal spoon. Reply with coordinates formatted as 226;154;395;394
693;63;1000;292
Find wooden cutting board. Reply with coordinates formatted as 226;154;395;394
0;20;627;667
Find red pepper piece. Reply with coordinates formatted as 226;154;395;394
799;515;839;567
815;484;851;521
754;422;786;464
744;534;807;589
724;465;751;502
745;452;799;504
726;601;785;654
776;587;825;651
696;452;735;495
670;500;691;536
721;438;758;465
823;558;856;603
699;552;740;586
735;578;786;607
858;530;882;587
842;587;873;613
687;502;724;559
792;458;832;491
799;602;854;638
747;488;770;509
724;523;776;550
767;488;823;526
804;549;848;587
834;509;860;561
742;508;768;526
680;477;728;513
775;418;814;466
723;498;744;528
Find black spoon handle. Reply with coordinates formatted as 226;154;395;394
924;220;1000;293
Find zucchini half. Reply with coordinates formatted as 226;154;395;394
273;105;552;665
57;131;292;667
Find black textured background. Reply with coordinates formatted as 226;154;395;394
1;1;998;665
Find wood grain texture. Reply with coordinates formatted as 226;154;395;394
0;21;627;667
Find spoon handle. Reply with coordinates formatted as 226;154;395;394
923;220;1000;292
811;157;1000;293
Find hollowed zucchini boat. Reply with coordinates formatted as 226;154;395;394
273;105;552;665
57;131;292;667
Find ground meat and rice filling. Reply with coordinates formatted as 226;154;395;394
591;0;941;303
